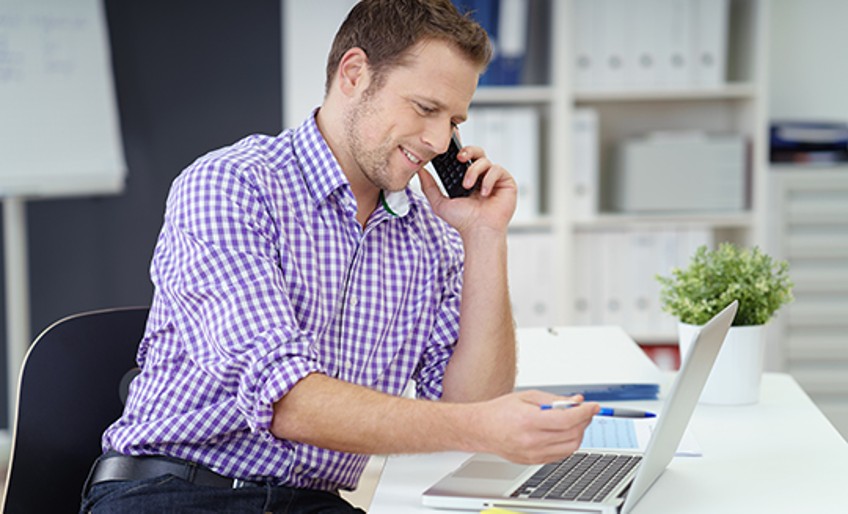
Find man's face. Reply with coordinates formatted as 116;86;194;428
344;39;479;193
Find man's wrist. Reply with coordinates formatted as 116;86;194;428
438;401;486;454
459;225;508;248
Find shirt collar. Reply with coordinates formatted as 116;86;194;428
292;109;413;219
292;110;349;204
380;190;411;217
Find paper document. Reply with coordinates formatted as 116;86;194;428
581;417;702;457
515;326;664;400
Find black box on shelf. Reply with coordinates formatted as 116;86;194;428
770;121;848;165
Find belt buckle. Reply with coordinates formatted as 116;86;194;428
232;478;246;489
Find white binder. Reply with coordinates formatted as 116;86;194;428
659;0;694;87
692;0;729;86
625;0;664;88
627;230;667;339
507;232;556;328
572;0;600;89
599;230;631;329
572;231;597;326
571;108;600;221
596;0;629;89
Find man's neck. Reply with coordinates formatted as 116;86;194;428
315;106;380;228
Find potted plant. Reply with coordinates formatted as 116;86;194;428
656;243;793;405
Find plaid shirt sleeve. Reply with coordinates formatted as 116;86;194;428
412;229;464;400
152;156;325;432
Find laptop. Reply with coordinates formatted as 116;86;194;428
422;300;738;513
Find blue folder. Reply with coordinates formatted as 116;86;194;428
518;383;660;402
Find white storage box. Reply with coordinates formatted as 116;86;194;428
611;132;747;213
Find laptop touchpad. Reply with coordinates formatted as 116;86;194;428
453;461;526;480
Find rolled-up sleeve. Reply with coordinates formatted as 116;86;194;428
152;158;323;432
413;230;464;400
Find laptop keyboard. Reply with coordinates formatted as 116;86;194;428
511;452;642;502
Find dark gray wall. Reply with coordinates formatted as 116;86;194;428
0;0;282;426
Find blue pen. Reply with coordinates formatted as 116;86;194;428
540;400;656;418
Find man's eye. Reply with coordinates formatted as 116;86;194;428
416;103;436;115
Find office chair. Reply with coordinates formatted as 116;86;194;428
2;307;149;513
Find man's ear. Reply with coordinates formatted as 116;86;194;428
336;47;370;97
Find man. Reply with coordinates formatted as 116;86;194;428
81;1;598;512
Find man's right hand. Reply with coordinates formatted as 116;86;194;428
461;391;600;465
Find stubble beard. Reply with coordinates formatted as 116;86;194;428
344;94;409;193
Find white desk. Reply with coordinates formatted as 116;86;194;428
369;373;848;513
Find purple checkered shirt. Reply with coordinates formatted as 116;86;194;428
103;112;464;491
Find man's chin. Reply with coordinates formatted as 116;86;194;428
384;174;419;193
382;185;408;194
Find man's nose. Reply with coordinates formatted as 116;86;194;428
423;119;454;155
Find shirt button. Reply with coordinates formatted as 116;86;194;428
349;295;359;307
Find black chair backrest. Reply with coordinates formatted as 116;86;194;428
2;307;149;513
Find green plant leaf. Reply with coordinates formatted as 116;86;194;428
656;243;793;326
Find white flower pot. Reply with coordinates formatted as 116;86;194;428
678;322;765;405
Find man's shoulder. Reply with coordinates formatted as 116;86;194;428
196;132;294;172
175;131;297;189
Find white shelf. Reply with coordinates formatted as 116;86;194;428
553;0;769;341
463;1;769;338
574;82;758;103
473;86;556;104
573;212;755;231
480;0;769;332
508;216;554;232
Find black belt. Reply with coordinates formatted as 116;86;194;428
88;451;261;490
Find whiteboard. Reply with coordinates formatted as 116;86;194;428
0;0;125;198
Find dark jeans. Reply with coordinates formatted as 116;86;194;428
80;475;367;514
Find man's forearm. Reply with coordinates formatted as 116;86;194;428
271;373;600;465
271;373;476;455
441;226;516;402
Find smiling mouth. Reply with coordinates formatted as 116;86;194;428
401;147;422;165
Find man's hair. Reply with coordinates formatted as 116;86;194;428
325;0;492;94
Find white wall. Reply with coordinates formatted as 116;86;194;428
282;0;356;128
769;0;848;120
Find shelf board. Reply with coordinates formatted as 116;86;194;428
573;211;754;230
574;82;757;103
508;215;554;232
472;85;555;104
770;163;848;174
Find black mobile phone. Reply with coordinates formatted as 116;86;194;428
430;133;476;198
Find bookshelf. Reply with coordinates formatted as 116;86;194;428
282;0;770;342
496;0;770;341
